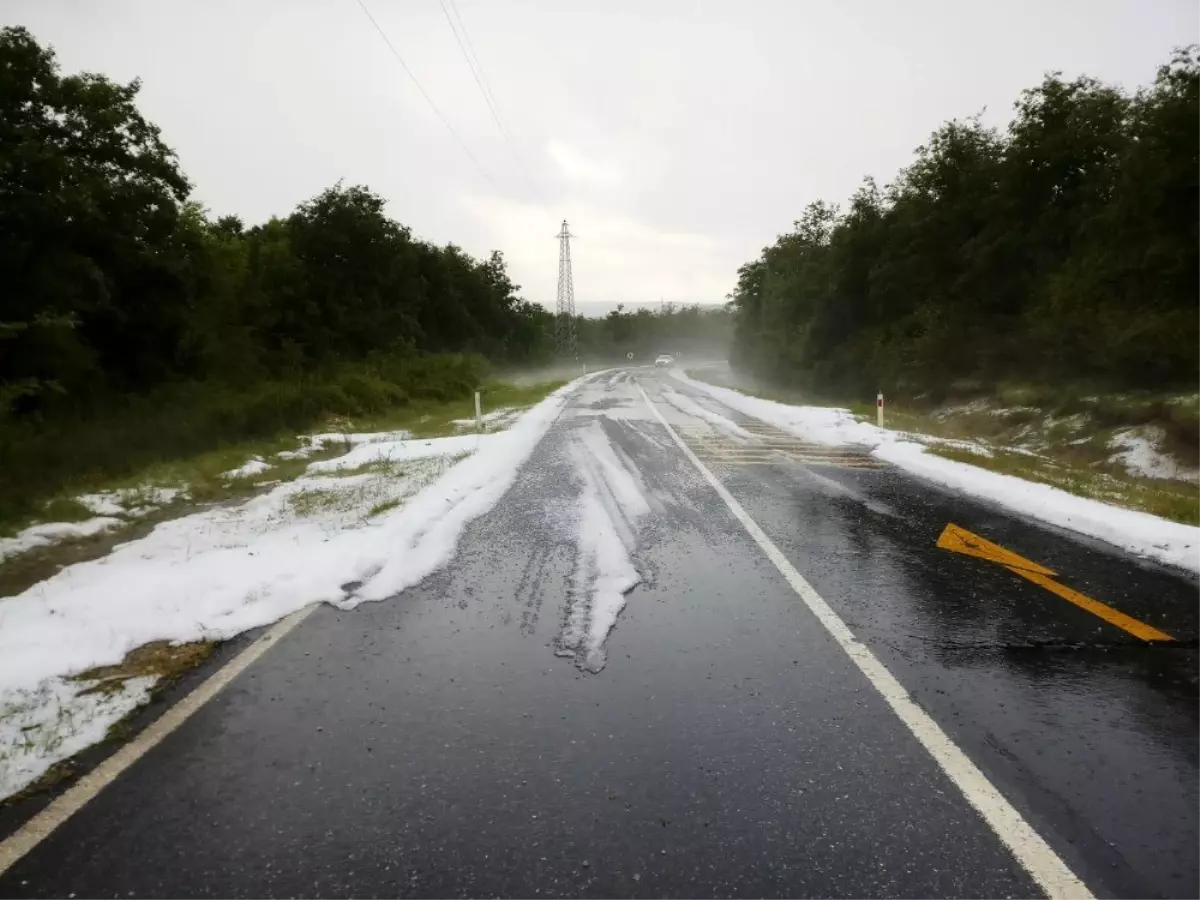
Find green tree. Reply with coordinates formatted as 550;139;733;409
284;183;421;363
0;25;195;408
727;47;1199;397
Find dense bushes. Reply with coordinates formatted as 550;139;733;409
729;48;1199;399
0;353;488;523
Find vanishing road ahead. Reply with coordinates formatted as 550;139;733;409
1;369;1196;898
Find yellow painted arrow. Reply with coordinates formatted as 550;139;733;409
937;524;1058;576
936;523;1174;642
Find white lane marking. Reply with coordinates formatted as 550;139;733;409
636;379;1090;900
0;605;319;876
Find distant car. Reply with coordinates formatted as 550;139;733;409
654;355;674;367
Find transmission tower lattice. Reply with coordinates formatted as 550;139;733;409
554;220;577;358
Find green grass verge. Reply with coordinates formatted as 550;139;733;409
350;379;567;437
0;376;568;593
0;352;490;535
39;498;95;524
113;436;339;504
287;487;345;517
686;366;1199;526
854;397;1198;525
367;497;402;518
929;446;1199;525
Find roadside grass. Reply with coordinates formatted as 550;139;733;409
113;436;340;504
293;451;469;522
0;378;565;596
929;446;1199;525
2;641;219;806
349;379;566;437
71;641;217;695
861;393;1199;526
367;497;402;517
318;459;407;479
287;487;349;517
848;395;1199;526
684;366;1199;526
0;435;339;541
1;702;89;804
0;516;162;600
856;386;1199;461
846;401;1064;453
39;497;95;524
0;376;566;540
0;351;490;535
0;440;349;599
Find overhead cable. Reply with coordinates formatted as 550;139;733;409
438;0;508;141
353;0;497;188
439;0;539;198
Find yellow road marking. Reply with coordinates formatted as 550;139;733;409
937;523;1057;575
936;523;1173;642
1019;570;1174;643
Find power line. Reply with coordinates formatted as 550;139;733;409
438;0;508;142
446;0;507;128
352;0;496;188
438;0;539;197
445;0;498;107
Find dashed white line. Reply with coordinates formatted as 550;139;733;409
636;378;1091;900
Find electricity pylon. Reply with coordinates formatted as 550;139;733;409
555;220;577;358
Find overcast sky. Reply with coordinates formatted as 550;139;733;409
6;0;1196;311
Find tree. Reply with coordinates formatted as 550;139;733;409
0;27;585;522
0;25;195;407
727;48;1199;396
284;183;422;363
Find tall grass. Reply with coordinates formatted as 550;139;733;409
0;352;488;531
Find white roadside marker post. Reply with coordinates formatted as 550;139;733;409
877;391;885;428
475;391;483;433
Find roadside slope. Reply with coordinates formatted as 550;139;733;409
673;369;1200;575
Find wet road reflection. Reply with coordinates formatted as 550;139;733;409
0;369;1194;899
657;373;1199;898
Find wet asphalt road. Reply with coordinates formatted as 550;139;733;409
0;369;1196;899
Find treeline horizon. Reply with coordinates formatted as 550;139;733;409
729;48;1199;400
0;24;551;422
0;25;726;524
